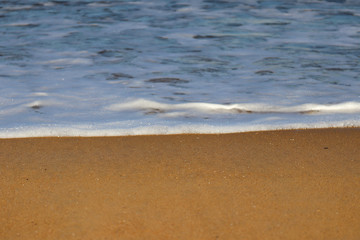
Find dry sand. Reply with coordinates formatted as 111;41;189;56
0;128;359;239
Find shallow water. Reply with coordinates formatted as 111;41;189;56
1;0;360;137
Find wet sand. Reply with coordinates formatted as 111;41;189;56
1;128;359;239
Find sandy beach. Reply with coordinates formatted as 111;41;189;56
1;128;359;239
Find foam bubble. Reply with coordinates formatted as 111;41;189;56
3;5;33;11
32;92;49;97
41;58;92;65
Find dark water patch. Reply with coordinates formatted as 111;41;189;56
263;57;280;60
226;23;243;27
146;78;189;84
0;74;12;78
98;49;110;55
173;92;186;95
144;108;165;115
320;10;356;17
262;22;290;26
325;0;346;3
337;11;355;16
327;81;351;86
301;63;322;68
193;35;228;39
51;1;89;6
202;0;240;10
191;68;222;74
235;109;253;114
276;6;290;11
32;3;45;7
98;50;121;57
299;110;320;114
255;70;274;75
186;49;202;53
325;68;346;71
30;104;42;110
106;73;133;80
51;1;70;6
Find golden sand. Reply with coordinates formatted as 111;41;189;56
1;128;359;239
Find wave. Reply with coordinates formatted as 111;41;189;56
107;99;360;116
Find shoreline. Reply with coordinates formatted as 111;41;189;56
2;126;360;140
1;124;360;139
1;128;359;239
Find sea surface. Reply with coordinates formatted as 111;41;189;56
1;0;360;137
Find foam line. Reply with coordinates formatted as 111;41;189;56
1;120;359;138
107;99;360;115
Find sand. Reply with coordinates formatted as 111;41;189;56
0;128;359;239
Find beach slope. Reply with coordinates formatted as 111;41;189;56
1;128;359;239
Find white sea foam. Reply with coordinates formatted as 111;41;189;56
87;2;113;7
3;5;33;11
0;120;358;139
107;99;360;115
41;58;92;65
1;98;359;138
31;92;49;97
5;22;39;27
43;2;55;7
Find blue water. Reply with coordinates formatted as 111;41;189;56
1;0;360;137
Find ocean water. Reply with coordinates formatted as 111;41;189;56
0;0;360;138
